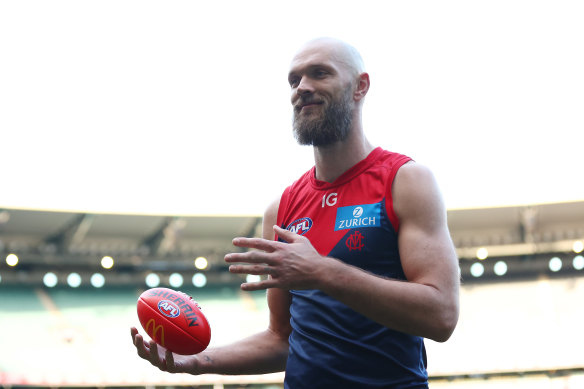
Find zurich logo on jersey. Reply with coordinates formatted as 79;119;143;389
335;203;381;231
286;217;313;235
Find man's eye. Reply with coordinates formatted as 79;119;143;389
314;70;327;77
289;78;299;87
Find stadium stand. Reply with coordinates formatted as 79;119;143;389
1;202;583;388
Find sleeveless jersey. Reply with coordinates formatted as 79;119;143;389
276;147;428;389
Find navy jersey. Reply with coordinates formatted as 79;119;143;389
276;147;428;389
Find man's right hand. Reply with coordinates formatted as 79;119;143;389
131;326;200;374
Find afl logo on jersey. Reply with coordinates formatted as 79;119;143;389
286;217;313;235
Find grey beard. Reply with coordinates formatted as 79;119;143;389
292;92;353;147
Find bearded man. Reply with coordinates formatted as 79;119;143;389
131;37;460;389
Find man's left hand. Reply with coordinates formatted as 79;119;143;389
225;225;325;291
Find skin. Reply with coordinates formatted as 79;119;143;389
130;37;460;375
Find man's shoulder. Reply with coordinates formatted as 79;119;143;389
373;147;413;167
366;148;414;188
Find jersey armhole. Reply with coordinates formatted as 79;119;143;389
385;156;413;232
275;186;291;241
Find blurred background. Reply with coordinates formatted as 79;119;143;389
1;0;583;388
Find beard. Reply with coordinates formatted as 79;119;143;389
292;89;354;147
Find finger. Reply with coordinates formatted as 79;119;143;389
229;264;274;276
134;333;150;359
273;225;302;243
130;327;138;344
149;340;164;369
232;237;279;252
240;278;279;291
225;250;275;264
131;327;149;353
166;349;177;372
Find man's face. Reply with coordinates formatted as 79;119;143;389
288;46;355;147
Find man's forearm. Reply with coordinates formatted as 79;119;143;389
196;328;289;375
317;257;458;342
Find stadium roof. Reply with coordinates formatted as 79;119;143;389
0;200;583;286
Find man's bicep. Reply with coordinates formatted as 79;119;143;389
394;163;458;287
399;220;458;288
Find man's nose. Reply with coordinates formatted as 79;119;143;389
296;76;314;95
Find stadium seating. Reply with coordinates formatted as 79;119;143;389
1;278;584;387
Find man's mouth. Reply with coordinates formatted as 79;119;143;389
297;101;323;111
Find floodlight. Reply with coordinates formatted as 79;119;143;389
470;262;484;277
6;253;18;267
192;273;207;288
194;257;208;270
549;257;562;272
476;247;488;260
67;273;82;288
101;256;114;269
43;272;58;288
246;274;261;283
493;261;508;276
573;255;584;270
169;273;184;288
145;273;160;287
90;273;105;288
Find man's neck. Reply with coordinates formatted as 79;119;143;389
312;131;374;183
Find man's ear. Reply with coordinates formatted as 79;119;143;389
354;72;370;101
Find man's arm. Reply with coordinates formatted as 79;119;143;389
130;198;292;374
315;162;459;341
226;162;459;342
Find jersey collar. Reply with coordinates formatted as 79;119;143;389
309;147;383;190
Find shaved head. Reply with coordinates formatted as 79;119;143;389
293;37;366;77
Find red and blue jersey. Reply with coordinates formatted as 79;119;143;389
277;147;428;388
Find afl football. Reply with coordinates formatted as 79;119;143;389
137;287;211;355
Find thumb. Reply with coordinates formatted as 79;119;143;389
273;225;299;243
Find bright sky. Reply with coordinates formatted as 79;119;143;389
1;0;583;216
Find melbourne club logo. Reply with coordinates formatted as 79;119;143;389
286;217;313;235
158;300;181;318
346;231;365;251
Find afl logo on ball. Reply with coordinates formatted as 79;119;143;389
158;300;180;318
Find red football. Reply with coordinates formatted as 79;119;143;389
137;287;211;355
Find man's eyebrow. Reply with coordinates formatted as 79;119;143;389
289;63;334;78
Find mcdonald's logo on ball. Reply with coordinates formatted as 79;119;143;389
145;318;166;347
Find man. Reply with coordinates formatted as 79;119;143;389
131;37;460;388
